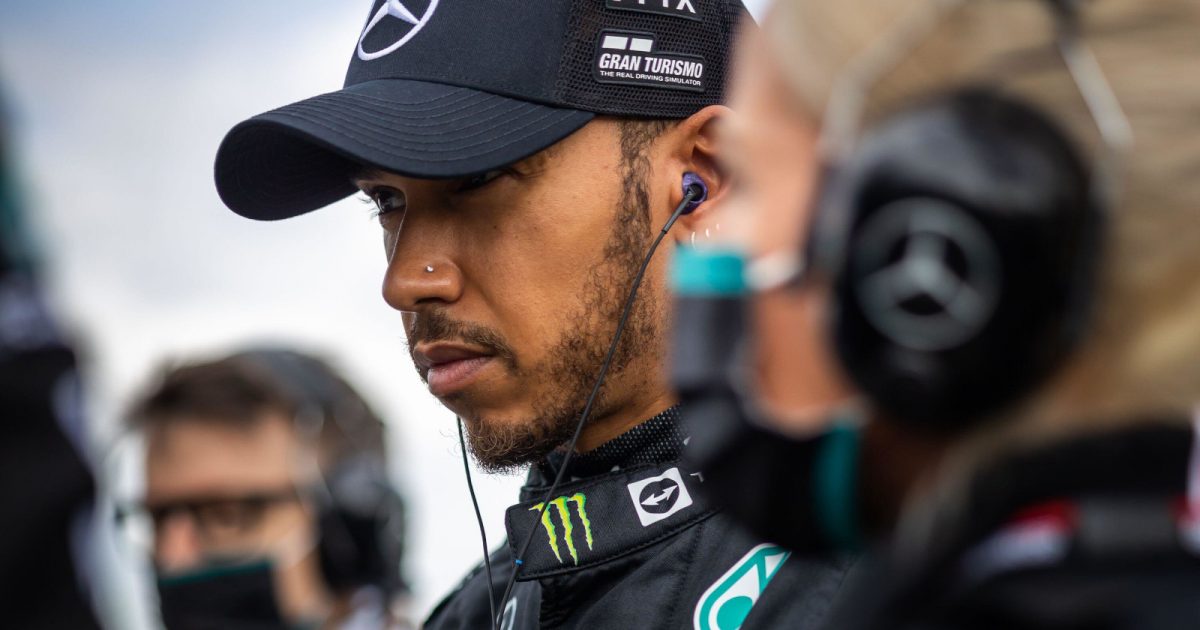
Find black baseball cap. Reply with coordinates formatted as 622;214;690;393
214;0;748;221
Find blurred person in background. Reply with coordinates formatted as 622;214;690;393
212;1;854;629
119;348;410;629
672;0;1200;627
0;81;102;629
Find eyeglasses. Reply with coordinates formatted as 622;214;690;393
114;488;300;558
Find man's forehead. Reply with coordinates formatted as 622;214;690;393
144;414;310;498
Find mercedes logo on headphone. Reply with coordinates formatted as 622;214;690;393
851;197;1001;352
357;0;439;61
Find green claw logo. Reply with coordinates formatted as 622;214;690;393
530;493;594;565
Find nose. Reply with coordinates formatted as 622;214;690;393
379;197;466;312
154;512;203;573
382;253;465;312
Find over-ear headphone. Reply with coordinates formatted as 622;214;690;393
807;88;1101;428
235;348;409;596
669;0;1127;553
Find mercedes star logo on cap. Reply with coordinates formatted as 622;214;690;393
358;0;439;61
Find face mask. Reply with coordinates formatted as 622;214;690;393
671;248;866;553
156;559;289;630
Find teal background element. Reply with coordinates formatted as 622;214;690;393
0;161;39;276
814;422;863;551
0;85;39;277
155;560;272;587
671;248;748;296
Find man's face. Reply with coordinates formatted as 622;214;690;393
143;412;330;621
356;120;674;471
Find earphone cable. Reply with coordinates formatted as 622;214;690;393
490;185;702;629
458;416;498;627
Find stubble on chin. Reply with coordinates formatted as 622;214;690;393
458;132;667;472
458;409;578;474
459;235;664;472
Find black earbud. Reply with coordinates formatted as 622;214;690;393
682;172;708;214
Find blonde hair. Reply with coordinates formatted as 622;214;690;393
764;0;1200;436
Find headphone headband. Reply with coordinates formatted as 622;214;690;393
819;0;1130;189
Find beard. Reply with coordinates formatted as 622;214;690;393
406;168;664;473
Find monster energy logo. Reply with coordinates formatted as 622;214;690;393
530;493;594;565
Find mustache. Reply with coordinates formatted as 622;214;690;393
406;309;518;369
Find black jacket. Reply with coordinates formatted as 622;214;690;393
426;408;856;629
0;273;101;630
828;420;1200;630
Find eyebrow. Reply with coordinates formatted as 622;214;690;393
350;164;387;186
518;142;558;171
349;145;558;188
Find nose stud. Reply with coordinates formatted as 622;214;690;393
424;265;435;273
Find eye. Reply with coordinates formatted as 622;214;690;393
366;188;406;222
457;169;508;193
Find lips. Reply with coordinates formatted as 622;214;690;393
412;343;495;397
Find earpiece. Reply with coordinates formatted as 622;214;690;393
681;172;708;214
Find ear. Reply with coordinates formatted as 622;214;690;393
663;105;733;245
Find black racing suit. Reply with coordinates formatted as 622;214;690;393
426;407;857;629
825;420;1200;630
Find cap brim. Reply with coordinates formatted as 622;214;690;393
215;79;595;220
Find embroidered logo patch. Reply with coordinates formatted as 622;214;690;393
593;30;706;93
606;0;701;21
626;467;694;526
529;493;595;565
357;0;439;61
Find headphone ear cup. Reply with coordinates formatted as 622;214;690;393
823;89;1097;428
316;456;408;596
234;349;408;594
